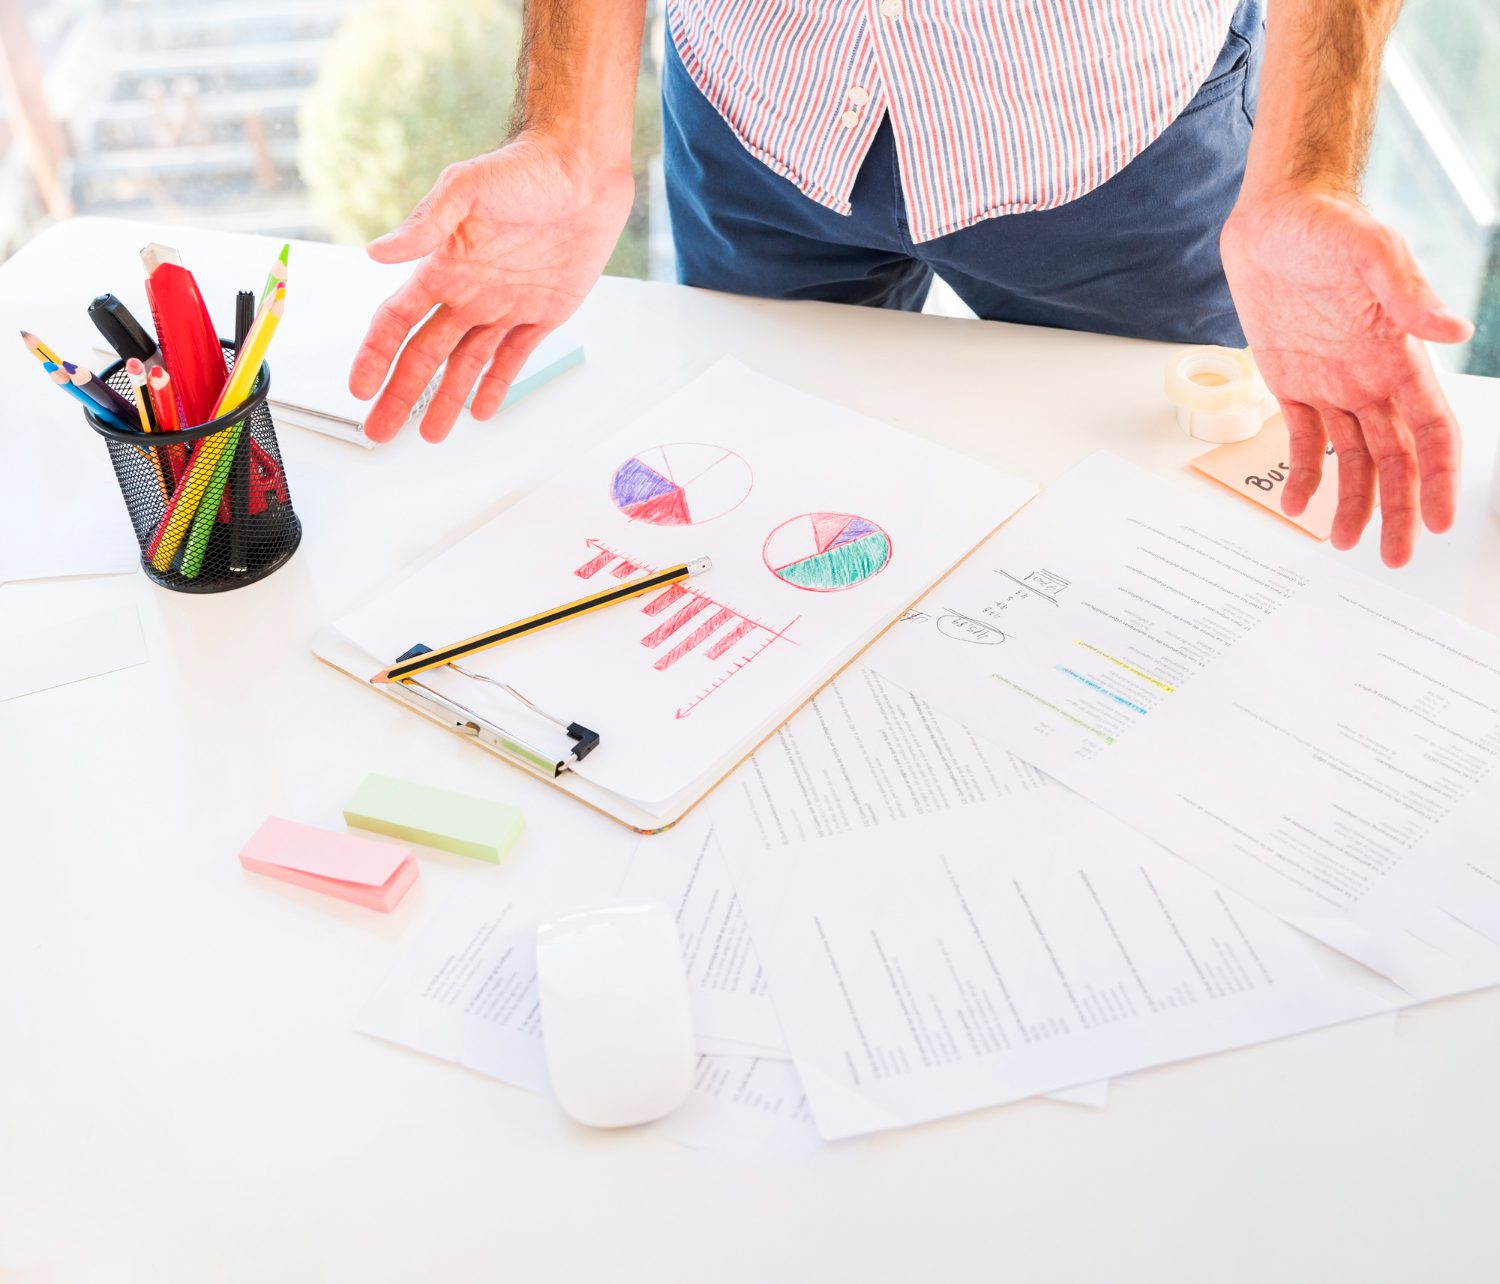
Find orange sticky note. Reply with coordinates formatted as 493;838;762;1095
239;817;418;912
1191;414;1366;541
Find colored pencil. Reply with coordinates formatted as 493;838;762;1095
373;558;714;685
147;364;188;490
19;330;64;366
146;364;181;434
123;359;154;432
65;361;137;421
259;244;288;307
153;285;284;576
125;358;171;502
45;364;135;432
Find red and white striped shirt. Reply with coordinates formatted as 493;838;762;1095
668;0;1240;243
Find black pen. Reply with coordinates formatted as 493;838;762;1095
88;293;161;367
230;290;256;573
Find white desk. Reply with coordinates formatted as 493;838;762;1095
4;217;1499;1283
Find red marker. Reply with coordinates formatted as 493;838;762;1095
141;243;224;427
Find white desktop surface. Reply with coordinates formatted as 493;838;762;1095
3;218;1498;1283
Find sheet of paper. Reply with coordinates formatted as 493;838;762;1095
616;660;1053;1051
722;661;1049;855
0;387;138;584
334;358;1036;808
355;883;822;1152
701;664;1128;1107
1191;415;1346;540
655;1054;825;1154
625;801;1111;1105
616;813;785;1054
721;795;1396;1140
867;452;1500;998
708;659;1398;1137
0;607;146;702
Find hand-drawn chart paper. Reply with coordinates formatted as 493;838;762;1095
332;359;1036;814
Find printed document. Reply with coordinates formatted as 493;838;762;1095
867;453;1500;996
707;660;1397;1138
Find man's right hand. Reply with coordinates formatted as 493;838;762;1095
348;135;635;443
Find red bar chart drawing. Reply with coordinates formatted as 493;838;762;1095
763;512;892;592
571;538;800;712
611;444;753;526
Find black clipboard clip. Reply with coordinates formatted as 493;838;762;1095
383;643;600;780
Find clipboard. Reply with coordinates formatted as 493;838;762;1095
312;358;1041;833
311;517;1036;835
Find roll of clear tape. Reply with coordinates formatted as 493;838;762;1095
1165;346;1278;444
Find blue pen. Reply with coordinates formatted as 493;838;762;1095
43;361;137;432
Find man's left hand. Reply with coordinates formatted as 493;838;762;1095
1221;188;1473;567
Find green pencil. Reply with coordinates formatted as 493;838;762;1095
259;243;288;306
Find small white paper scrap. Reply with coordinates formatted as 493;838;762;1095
0;606;146;702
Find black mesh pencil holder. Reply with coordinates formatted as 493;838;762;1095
84;341;301;593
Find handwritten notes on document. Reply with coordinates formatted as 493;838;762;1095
868;452;1500;998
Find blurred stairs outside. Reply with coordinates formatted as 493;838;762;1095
65;0;359;238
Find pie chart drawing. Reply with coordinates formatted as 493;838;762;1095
764;512;892;592
611;444;753;526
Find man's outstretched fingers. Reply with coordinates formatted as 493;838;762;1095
349;276;436;402
1279;401;1328;518
420;325;504;443
363;307;466;443
472;325;548;421
1392;365;1463;535
1358;400;1420;568
1323;409;1377;552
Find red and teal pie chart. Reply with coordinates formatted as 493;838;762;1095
611;444;753;526
763;512;892;592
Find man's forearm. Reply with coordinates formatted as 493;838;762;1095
1242;0;1404;201
510;0;648;168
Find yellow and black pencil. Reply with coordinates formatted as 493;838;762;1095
373;557;712;684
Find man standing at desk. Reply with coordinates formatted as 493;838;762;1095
349;0;1473;570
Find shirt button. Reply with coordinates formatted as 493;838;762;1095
839;109;859;129
879;0;902;17
847;85;870;106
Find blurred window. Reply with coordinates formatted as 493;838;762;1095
1;0;1495;373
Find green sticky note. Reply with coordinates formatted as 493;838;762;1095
342;773;524;864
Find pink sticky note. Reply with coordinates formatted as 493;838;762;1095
1191;414;1374;541
239;817;418;913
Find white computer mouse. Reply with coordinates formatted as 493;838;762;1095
535;900;697;1128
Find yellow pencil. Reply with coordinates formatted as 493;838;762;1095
373;557;714;684
125;357;170;502
150;285;286;572
212;281;283;418
20;330;64;366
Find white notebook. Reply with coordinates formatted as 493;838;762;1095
270;324;583;447
314;358;1036;830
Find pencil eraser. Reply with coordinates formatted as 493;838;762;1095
239;816;418;913
342;773;525;864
